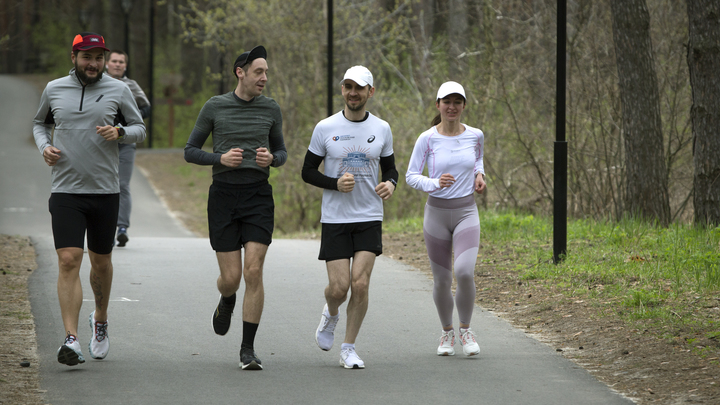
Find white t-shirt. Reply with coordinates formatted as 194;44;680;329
405;124;484;199
308;111;394;223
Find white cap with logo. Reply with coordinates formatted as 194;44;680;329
436;81;466;100
340;65;374;87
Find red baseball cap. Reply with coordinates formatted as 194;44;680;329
72;32;109;52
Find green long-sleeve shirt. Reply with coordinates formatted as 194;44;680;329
184;91;287;184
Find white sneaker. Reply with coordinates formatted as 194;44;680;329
459;327;480;356
437;329;455;356
88;311;109;359
315;304;339;351
339;346;365;369
57;335;85;366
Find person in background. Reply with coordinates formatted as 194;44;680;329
32;32;146;366
105;49;151;247
184;45;287;370
302;65;398;369
405;81;486;357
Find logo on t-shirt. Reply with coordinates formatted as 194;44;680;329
332;135;355;142
339;146;371;177
367;135;375;143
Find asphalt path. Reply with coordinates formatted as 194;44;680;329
1;75;634;404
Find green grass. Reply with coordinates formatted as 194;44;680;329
384;210;720;346
385;211;720;296
1;311;33;320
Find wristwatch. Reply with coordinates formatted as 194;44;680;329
116;127;125;139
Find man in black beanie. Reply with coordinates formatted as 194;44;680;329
184;45;287;370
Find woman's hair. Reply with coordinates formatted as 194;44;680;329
431;96;466;126
431;113;442;127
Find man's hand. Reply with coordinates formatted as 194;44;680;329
474;173;487;194
375;180;395;200
220;148;244;168
256;147;273;168
439;173;456;188
43;146;61;166
337;172;355;193
96;125;120;141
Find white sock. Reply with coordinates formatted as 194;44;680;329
341;343;355;351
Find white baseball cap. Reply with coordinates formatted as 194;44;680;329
436;81;466;100
340;65;373;87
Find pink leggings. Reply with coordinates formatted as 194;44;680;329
423;194;480;328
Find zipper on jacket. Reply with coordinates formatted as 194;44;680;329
74;71;88;111
79;84;87;111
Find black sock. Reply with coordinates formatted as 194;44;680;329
241;321;259;350
222;293;236;306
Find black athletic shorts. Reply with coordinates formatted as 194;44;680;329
48;193;119;255
207;180;274;252
318;221;383;261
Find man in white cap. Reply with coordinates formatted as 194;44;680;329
302;65;398;369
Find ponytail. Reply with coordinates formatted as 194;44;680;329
431;113;441;127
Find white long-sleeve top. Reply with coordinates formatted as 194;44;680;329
405;124;484;199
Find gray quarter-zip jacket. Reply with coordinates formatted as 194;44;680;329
33;69;146;194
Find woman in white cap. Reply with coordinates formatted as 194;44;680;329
405;81;486;357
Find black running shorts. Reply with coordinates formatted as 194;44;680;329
207;180;274;252
48;193;119;255
318;221;383;261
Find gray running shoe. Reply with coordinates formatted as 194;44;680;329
57;335;85;366
240;347;263;370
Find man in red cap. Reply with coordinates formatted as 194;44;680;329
32;32;146;366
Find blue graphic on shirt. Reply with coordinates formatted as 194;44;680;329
338;146;372;177
343;152;366;168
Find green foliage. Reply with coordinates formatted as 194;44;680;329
473;211;719;345
147;84;217;148
623;288;664;309
23;0;697;226
383;217;424;234
31;15;75;78
481;211;551;242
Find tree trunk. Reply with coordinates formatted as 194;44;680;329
478;0;494;118
610;0;670;226
410;0;435;82
448;0;467;78
687;0;720;226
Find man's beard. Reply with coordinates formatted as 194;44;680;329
75;62;103;85
345;99;366;112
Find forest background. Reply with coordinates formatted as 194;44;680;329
1;0;711;232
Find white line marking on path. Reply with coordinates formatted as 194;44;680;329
83;297;139;302
3;207;34;212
